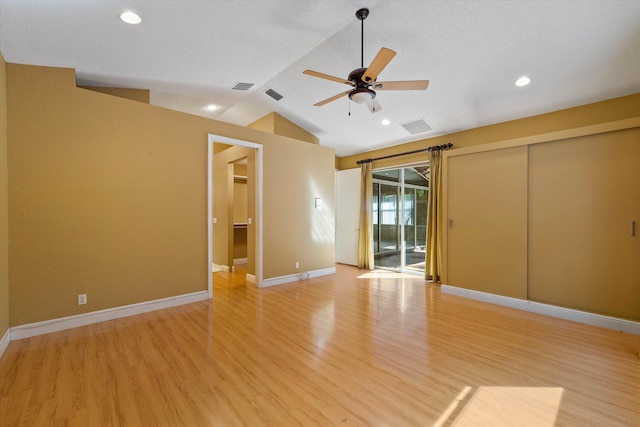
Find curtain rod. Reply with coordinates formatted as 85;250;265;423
356;143;453;165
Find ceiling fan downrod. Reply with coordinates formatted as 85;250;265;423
356;8;369;68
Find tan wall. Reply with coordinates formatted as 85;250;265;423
233;227;248;260
233;179;248;224
263;137;335;278
247;114;274;134
248;112;319;145
7;62;335;326
337;93;640;170
79;86;150;103
0;54;9;339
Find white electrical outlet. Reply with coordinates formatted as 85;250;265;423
78;294;87;305
295;261;300;269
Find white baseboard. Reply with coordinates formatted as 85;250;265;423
441;284;640;336
233;258;248;265
259;267;336;288
246;273;256;284
212;263;229;273
0;328;10;360
10;291;209;340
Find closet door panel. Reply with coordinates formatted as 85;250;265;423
528;128;640;319
447;146;528;298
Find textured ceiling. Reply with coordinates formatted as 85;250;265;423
1;0;639;157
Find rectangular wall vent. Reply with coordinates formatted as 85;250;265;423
400;118;435;135
232;82;254;90
264;88;283;101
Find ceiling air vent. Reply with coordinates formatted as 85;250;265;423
400;118;434;135
264;88;283;101
232;82;254;90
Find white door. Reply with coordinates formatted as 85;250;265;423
335;168;361;265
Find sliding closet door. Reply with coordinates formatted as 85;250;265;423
447;146;528;298
528;128;640;319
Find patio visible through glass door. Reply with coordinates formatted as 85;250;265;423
372;166;429;274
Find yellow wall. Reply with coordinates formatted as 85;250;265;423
337;93;640;170
0;54;9;339
6;62;335;326
248;112;319;145
263;136;335;278
80;86;150;103
233;179;248;224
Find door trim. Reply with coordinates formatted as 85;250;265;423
208;134;263;297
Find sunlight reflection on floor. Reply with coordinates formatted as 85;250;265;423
357;269;425;279
435;386;564;427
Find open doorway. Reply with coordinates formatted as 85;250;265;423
207;134;263;298
372;164;429;274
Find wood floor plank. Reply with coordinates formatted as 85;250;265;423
1;264;639;426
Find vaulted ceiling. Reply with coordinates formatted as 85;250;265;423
1;0;639;156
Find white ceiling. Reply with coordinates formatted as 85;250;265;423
1;0;639;157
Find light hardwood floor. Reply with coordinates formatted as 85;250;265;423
1;264;639;426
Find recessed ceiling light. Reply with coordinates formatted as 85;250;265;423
381;119;391;126
120;11;142;25
205;104;219;111
515;76;531;87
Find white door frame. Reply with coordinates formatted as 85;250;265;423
208;134;263;298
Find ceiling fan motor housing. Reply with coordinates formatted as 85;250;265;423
348;67;367;84
348;67;376;103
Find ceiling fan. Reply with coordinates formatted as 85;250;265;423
303;8;429;113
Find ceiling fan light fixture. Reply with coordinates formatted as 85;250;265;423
120;11;142;25
349;88;375;104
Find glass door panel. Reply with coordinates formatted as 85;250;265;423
374;183;400;269
403;187;416;270
372;182;380;253
406;185;428;273
372;166;429;274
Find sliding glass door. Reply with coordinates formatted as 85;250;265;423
372;166;429;273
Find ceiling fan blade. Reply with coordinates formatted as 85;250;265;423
367;98;382;113
314;90;351;106
361;47;396;83
303;70;354;86
373;80;430;91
